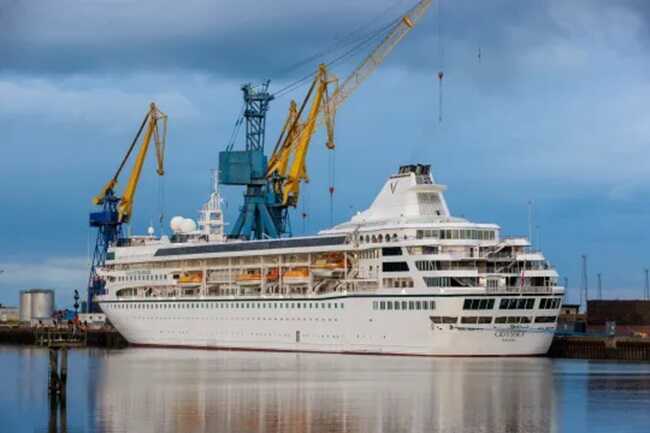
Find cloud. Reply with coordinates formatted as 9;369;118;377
0;257;88;307
0;76;199;125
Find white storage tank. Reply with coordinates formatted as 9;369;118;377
19;290;33;322
30;289;55;320
19;289;55;321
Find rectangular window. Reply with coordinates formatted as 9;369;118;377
409;301;415;310
387;301;393;310
495;316;507;324
461;316;478;324
380;301;386;310
401;301;408;310
382;262;409;272
415;301;421;310
430;316;442;324
394;301;400;310
382;247;402;256
373;301;378;310
526;298;535;309
535;316;557;323
442;316;457;324
478;316;492;324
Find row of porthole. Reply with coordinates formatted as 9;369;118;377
116;274;168;282
359;233;404;244
128;316;339;322
106;301;345;310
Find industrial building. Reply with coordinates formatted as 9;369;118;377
587;300;650;336
0;304;19;323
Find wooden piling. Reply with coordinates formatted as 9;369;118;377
48;349;59;395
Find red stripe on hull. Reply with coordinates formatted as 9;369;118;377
129;342;547;358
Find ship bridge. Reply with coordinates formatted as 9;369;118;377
323;164;466;234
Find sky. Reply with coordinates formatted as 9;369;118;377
1;0;649;307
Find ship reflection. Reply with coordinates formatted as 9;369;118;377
93;349;557;433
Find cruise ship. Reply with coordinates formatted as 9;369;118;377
96;164;563;356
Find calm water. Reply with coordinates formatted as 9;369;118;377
1;346;650;433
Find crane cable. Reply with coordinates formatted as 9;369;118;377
328;148;336;226
273;13;404;99
436;0;444;123
274;0;411;79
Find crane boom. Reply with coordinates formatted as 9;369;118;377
328;0;432;112
118;102;167;223
87;102;167;312
267;0;431;209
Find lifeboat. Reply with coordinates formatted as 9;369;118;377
266;268;280;282
311;253;346;277
236;271;262;286
178;271;203;284
282;267;310;285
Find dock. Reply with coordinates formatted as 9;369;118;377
0;326;128;348
548;335;650;361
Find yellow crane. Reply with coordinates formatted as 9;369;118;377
92;102;167;224
267;0;432;208
87;102;167;312
268;64;337;207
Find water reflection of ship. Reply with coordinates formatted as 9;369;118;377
94;349;558;433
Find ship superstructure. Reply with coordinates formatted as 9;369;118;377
96;164;563;356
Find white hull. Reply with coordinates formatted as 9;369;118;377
98;164;563;357
100;294;557;356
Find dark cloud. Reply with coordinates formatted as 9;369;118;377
0;0;564;82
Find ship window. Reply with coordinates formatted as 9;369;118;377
380;301;386;310
373;301;378;310
535;316;557;323
408;301;414;310
387;301;393;310
382;262;409;272
415;301;421;310
478;316;492;324
430;316;442;323
340;303;344;309
382;247;402;256
461;316;478;324
401;301;407;310
521;316;532;324
394;301;400;310
442;316;457;324
495;316;507;323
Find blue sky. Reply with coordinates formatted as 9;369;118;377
1;0;649;307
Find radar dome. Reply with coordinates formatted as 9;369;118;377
180;218;197;233
170;216;185;233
